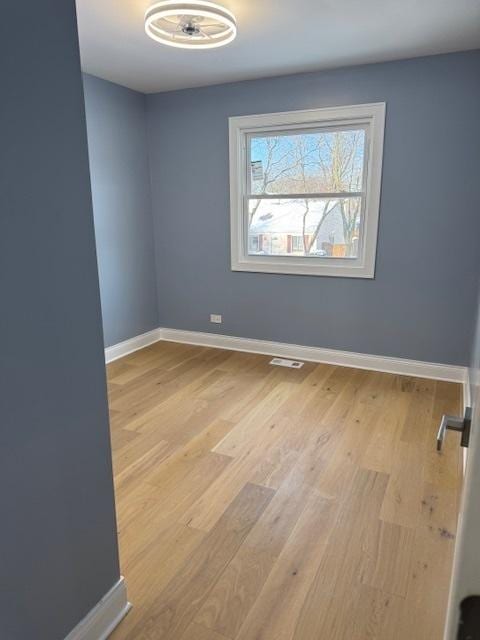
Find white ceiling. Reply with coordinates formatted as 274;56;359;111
76;0;480;94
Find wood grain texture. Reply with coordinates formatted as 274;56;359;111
124;483;274;640
108;342;462;640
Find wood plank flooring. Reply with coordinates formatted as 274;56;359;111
108;341;463;640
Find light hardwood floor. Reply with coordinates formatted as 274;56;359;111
108;341;463;640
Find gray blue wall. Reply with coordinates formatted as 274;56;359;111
146;50;480;366
83;74;158;348
0;2;120;639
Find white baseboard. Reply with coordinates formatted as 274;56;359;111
105;328;162;363
104;326;467;383
160;328;467;383
64;577;131;640
462;368;472;474
463;368;472;411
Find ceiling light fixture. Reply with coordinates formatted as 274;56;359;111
144;1;237;50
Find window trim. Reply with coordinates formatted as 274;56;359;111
229;102;386;278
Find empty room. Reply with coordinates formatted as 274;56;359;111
2;1;480;639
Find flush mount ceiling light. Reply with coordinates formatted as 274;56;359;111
144;1;237;49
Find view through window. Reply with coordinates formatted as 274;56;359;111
248;128;366;259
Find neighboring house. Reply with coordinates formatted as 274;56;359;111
249;200;359;256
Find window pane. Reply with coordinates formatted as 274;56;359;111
248;197;362;258
250;129;365;196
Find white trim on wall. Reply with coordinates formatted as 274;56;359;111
64;577;131;640
462;368;471;474
104;327;467;383
105;328;163;363
160;328;466;382
463;368;472;412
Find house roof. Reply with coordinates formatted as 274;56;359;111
250;200;347;244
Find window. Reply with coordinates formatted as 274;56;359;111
249;234;261;253
291;235;304;253
229;103;385;277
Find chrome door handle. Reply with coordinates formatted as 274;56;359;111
436;407;471;451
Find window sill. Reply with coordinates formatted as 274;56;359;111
231;256;375;278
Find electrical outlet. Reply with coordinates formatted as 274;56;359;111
210;314;222;324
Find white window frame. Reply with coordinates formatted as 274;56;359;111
229;102;386;278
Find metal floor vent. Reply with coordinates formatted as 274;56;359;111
270;357;304;369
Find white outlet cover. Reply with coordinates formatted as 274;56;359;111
270;357;304;369
210;314;222;324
